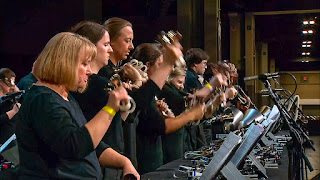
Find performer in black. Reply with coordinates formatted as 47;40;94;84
69;21;142;180
0;68;20;148
15;32;139;179
131;43;227;174
184;48;210;151
157;67;188;163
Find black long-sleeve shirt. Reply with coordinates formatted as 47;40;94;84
184;69;207;151
16;85;108;179
71;74;124;153
0;100;15;146
131;80;166;174
157;82;187;164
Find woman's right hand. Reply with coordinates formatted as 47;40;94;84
106;87;130;112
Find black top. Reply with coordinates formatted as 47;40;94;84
131;80;165;174
16;72;38;103
98;60;116;80
157;82;187;164
133;80;165;136
0;100;15;146
184;69;207;151
16;85;108;179
71;74;124;153
158;82;186;116
184;69;202;93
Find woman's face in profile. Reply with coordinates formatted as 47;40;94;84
111;26;134;61
95;31;113;66
76;50;93;93
171;75;185;90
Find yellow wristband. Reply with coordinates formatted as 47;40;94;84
205;83;213;92
212;104;218;111
102;106;116;117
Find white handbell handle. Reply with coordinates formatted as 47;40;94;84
119;96;136;114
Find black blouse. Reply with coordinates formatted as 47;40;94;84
0;100;15;146
16;85;108;179
131;80;166;174
71;74;124;153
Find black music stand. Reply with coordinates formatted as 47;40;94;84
261;76;315;180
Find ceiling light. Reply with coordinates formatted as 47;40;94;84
302;45;307;47
302;60;305;62
308;30;314;34
309;21;315;24
307;45;311;47
305;60;309;62
302;30;308;34
302;52;306;55
307;41;312;44
306;52;311;55
303;21;309;25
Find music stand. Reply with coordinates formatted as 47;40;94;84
200;132;241;180
0;134;19;165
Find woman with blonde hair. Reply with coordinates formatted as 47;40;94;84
157;67;189;164
16;32;139;179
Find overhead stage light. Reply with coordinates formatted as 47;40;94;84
302;30;308;34
307;44;311;47
308;30;314;34
303;41;312;44
303;21;309;25
306;52;311;55
309;21;315;24
302;45;306;47
302;52;306;55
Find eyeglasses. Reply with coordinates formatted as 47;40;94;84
201;61;207;66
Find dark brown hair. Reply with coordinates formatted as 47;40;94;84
70;21;107;45
131;43;162;66
0;68;15;80
0;68;16;87
185;48;210;68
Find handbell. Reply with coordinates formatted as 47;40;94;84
158;30;186;68
239;108;264;128
224;107;244;130
260;105;271;118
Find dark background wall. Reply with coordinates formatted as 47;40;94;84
1;0;320;81
0;0;179;81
